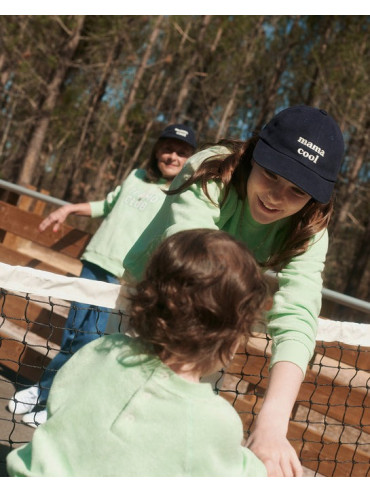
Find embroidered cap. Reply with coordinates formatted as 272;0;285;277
253;105;344;203
159;124;197;149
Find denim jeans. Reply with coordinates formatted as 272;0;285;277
38;261;119;403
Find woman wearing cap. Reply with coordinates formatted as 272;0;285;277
123;106;345;477
8;123;197;426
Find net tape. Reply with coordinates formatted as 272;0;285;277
0;262;369;477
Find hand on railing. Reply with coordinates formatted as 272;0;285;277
39;203;92;233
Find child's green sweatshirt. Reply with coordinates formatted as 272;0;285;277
7;334;266;477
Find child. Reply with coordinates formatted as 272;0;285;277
122;105;345;476
8;123;196;427
7;229;268;477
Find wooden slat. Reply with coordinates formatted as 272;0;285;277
0;320;60;382
315;342;370;372
0;201;91;258
2;186;49;251
0;243;73;276
0;291;68;345
228;337;369;432
220;384;369;477
0;336;57;382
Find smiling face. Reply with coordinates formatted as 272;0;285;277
247;162;312;224
156;139;194;182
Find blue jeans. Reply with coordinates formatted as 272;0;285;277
38;261;119;403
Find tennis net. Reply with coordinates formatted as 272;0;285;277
0;262;369;477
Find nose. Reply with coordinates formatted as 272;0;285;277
266;187;283;205
167;151;178;162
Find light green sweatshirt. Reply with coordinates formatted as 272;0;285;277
123;146;328;375
6;334;267;477
81;168;168;278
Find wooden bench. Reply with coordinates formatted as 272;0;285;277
220;334;370;477
0;192;92;381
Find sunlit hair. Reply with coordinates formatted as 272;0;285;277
129;229;268;375
145;138;166;183
168;137;334;270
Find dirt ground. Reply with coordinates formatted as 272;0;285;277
0;365;35;477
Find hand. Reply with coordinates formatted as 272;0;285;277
39;205;72;233
246;425;303;477
38;203;91;233
246;362;305;476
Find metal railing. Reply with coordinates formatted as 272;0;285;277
0;179;69;207
0;179;369;316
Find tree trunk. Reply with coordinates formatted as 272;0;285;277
64;34;125;201
17;16;85;187
170;15;212;122
254;18;301;131
97;15;164;184
343;218;370;300
114;15;164;144
123;75;173;177
215;17;264;140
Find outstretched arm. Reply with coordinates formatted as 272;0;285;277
39;203;92;233
246;361;303;477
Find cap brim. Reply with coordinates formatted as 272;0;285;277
159;135;196;149
253;139;334;203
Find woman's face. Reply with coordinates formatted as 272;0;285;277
156;139;193;181
247;162;311;224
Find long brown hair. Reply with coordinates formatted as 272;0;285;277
129;229;268;375
145;139;165;183
168;137;334;270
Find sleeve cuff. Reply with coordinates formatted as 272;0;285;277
89;200;105;218
269;340;311;377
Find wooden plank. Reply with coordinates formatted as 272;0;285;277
0;201;91;258
0;243;74;276
0;321;60;382
0;336;57;382
287;418;370;477
2;186;49;250
227;336;369;432
0;291;68;345
219;385;369;477
14;242;83;276
315;342;370;372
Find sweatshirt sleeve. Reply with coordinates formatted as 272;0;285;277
267;229;328;375
162;146;232;237
89;184;123;218
122;148;228;280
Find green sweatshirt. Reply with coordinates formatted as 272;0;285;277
81;168;168;278
6;334;267;477
123;146;328;375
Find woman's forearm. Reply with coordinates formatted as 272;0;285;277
246;361;304;476
257;360;303;432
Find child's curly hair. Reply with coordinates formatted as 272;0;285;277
129;229;268;375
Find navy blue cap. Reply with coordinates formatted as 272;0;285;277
159;124;197;149
253;105;345;203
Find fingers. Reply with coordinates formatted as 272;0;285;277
38;207;68;233
268;452;303;477
39;215;60;232
247;432;303;477
290;452;303;477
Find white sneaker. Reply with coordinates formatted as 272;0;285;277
8;385;41;414
22;409;48;428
